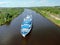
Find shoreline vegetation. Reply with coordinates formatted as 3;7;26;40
0;8;24;25
0;6;60;26
30;7;60;26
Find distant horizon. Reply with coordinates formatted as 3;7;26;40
0;0;60;7
0;6;60;8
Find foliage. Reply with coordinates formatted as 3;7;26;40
0;8;24;25
30;7;60;26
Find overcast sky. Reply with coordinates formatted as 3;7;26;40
0;0;60;7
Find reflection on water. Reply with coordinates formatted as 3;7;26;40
0;9;60;45
21;33;31;45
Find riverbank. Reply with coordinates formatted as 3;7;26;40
0;7;60;26
0;8;24;25
30;7;60;26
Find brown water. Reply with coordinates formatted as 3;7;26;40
0;9;60;45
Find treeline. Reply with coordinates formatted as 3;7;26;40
30;7;60;26
0;8;24;25
30;7;60;14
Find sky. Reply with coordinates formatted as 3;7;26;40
0;0;60;7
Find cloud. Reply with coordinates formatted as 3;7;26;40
39;0;48;3
14;0;48;7
0;2;9;4
0;0;60;7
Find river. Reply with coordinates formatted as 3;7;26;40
0;9;60;45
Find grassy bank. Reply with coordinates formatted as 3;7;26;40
30;7;60;26
0;8;24;25
0;7;60;26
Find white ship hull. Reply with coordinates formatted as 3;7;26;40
20;15;32;37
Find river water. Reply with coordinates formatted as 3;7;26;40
0;9;60;45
